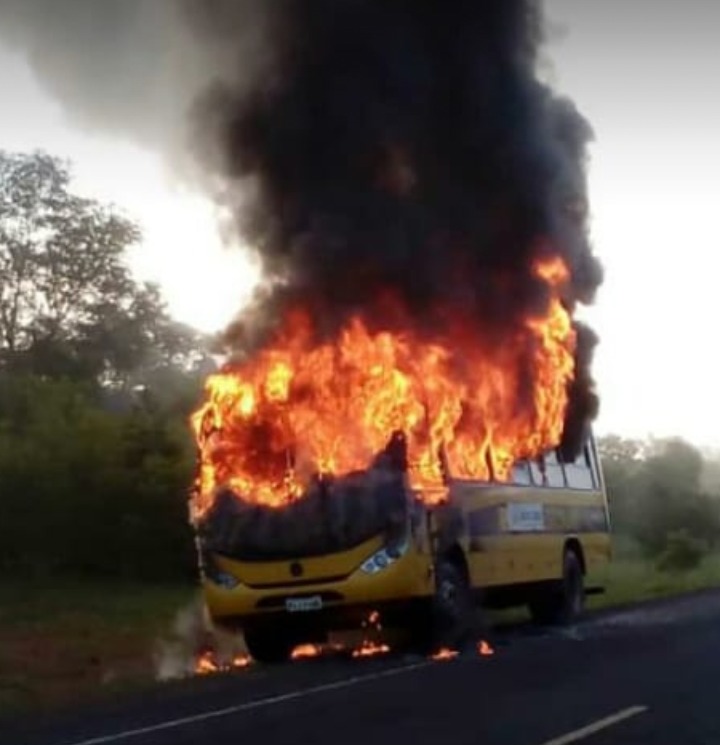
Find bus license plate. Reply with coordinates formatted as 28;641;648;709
285;596;323;613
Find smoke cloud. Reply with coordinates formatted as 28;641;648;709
189;0;603;452
0;2;177;146
2;0;603;451
0;0;265;173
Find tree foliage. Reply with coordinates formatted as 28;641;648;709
0;151;211;580
656;529;706;572
0;150;205;383
599;435;720;567
0;374;197;579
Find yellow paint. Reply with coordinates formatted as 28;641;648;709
214;535;384;587
458;483;611;588
205;537;433;622
203;469;611;624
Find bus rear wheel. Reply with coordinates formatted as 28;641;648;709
529;549;584;626
243;627;295;664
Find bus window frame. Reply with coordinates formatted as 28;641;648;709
440;437;602;493
558;443;596;491
510;459;533;486
538;449;568;489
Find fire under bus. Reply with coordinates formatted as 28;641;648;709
193;427;611;663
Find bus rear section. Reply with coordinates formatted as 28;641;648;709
195;432;610;661
435;434;611;626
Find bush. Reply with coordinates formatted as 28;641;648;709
0;374;198;581
656;529;708;572
600;436;720;557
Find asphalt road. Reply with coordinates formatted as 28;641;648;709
5;590;720;745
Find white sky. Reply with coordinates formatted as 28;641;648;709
1;1;718;446
0;44;261;338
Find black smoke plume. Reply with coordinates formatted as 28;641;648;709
3;0;602;453
191;0;602;455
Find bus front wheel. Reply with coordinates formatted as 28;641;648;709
529;549;584;626
432;555;473;646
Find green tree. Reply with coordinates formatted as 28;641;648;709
0;150;205;383
656;528;707;572
633;438;720;556
0;150;212;580
598;434;646;465
0;374;197;579
599;435;720;561
598;435;645;536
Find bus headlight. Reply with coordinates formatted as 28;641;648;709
213;571;241;589
360;539;409;575
201;552;241;589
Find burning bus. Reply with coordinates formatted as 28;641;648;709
192;424;609;663
189;259;610;662
186;0;608;663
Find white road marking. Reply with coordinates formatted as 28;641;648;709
58;662;431;745
538;705;648;745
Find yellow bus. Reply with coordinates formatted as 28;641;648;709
198;433;611;662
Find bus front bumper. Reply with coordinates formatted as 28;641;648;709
203;550;434;632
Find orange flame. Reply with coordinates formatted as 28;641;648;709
291;644;322;660
352;640;391;658
352;639;390;658
364;610;382;631
431;647;459;661
195;650;219;675
478;640;495;657
232;653;252;668
191;257;575;515
194;650;252;675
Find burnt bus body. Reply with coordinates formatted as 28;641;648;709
196;432;610;662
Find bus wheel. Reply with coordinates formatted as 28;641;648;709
433;555;473;646
243;627;294;664
529;549;584;626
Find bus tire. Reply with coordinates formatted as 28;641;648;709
529;549;584;626
432;554;473;646
243;627;294;664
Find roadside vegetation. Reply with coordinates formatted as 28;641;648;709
0;581;195;714
585;436;720;607
0;150;205;715
2;150;720;714
587;552;720;611
0;151;204;582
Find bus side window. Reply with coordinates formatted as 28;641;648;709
544;449;566;487
564;446;594;490
530;458;545;486
511;460;532;485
